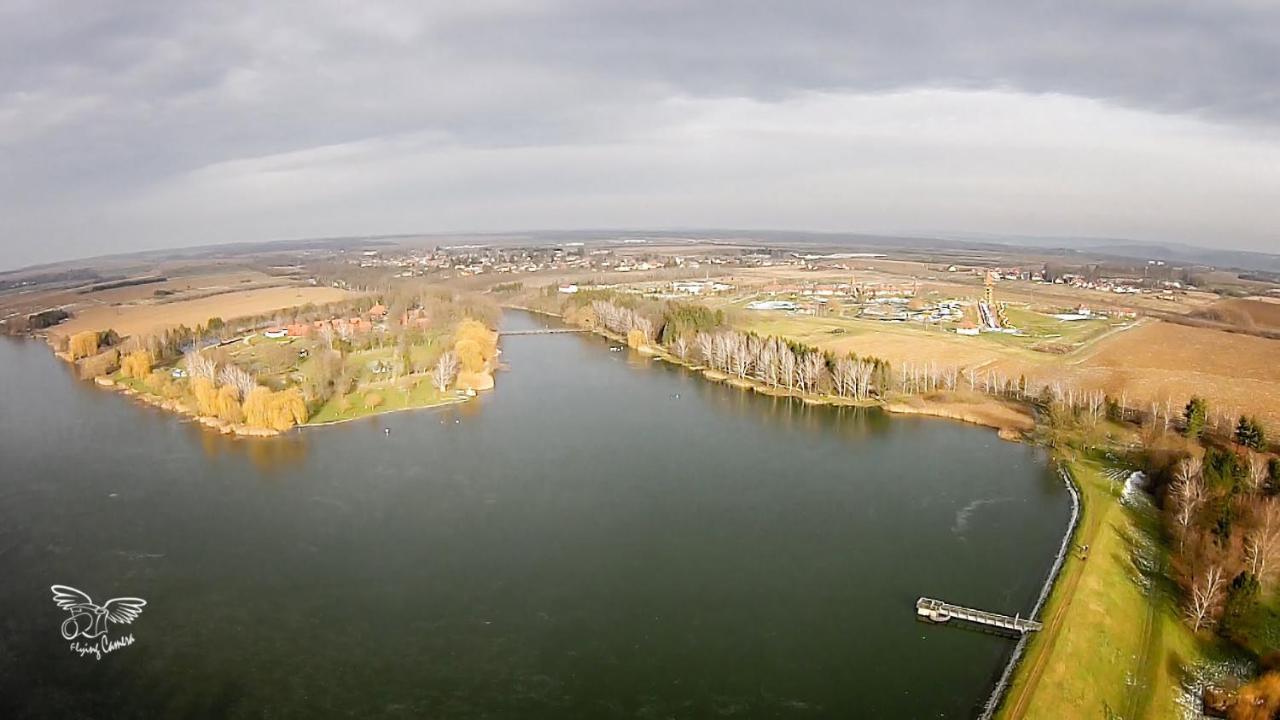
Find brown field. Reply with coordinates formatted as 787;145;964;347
1194;297;1280;333
1063;320;1280;428
718;259;1280;429
731;264;1217;316
49;286;355;339
0;269;288;319
735;309;1280;431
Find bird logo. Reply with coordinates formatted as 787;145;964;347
51;585;147;641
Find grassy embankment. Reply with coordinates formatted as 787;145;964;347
999;451;1232;720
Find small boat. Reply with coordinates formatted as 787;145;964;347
609;346;623;352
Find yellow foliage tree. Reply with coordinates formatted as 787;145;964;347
269;387;307;430
215;385;243;424
626;328;646;349
454;318;497;372
191;377;219;416
242;386;273;428
120;350;153;379
454;338;486;373
69;331;99;360
243;386;307;431
1232;672;1280;720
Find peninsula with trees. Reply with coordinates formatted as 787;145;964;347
57;288;499;436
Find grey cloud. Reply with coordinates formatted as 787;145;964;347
0;1;1277;266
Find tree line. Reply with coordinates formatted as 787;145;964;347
578;297;892;400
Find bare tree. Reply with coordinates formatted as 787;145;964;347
1186;563;1226;631
185;350;216;382
695;332;714;367
218;364;257;400
778;345;797;390
430;351;459;392
797;351;825;393
727;333;752;379
832;356;854;397
1246;498;1280;584
1170;456;1205;548
671;336;690;361
1249;452;1270;494
854;359;875;400
756;341;778;386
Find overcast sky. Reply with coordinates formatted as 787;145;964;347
2;1;1278;269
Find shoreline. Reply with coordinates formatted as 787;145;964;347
72;346;494;439
505;303;1070;713
94;375;285;437
982;461;1082;719
506;304;1037;439
301;395;470;428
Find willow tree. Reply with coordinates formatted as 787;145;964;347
244;386;307;431
453;318;497;373
69;331;99;360
215;385;243;424
120;350;153;379
191;377;219;416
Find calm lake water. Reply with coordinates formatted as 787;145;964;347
0;311;1070;718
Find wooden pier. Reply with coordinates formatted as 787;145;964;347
915;597;1042;634
498;328;589;336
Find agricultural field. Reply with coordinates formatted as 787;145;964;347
732;301;1280;432
1194;297;1280;334
730;304;1122;368
48;285;354;339
1065;320;1280;429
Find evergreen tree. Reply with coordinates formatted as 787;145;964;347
1184;396;1208;439
1220;572;1261;640
1234;416;1267;450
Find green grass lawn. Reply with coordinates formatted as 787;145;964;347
307;375;463;424
999;455;1233;720
999;307;1121;347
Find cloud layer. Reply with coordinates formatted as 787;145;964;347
2;1;1278;267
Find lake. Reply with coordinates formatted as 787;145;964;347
0;310;1070;718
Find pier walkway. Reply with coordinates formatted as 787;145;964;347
916;597;1042;634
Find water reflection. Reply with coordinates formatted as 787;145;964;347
195;425;310;475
